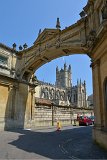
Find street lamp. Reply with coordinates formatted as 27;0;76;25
23;43;28;49
12;43;16;50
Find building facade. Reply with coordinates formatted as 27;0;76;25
35;63;88;108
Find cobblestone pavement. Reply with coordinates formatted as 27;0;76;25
0;126;107;159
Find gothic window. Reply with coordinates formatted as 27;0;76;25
49;89;54;100
68;95;71;102
62;91;65;100
75;94;77;102
51;89;54;97
41;92;45;98
74;94;75;102
44;87;49;99
56;90;60;99
60;94;63;100
60;91;65;100
49;90;52;100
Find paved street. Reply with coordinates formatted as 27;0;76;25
0;126;107;159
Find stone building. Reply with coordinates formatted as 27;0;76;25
87;94;93;108
35;63;88;108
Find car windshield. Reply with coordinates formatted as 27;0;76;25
79;116;84;119
90;116;94;119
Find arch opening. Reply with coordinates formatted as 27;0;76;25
34;54;93;127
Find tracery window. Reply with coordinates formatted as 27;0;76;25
74;94;75;102
45;87;49;99
41;92;45;98
56;90;60;99
51;89;54;97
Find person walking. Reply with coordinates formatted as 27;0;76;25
57;121;61;131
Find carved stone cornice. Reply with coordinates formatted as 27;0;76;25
86;30;97;49
86;23;107;57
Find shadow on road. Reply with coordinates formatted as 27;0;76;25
8;126;107;159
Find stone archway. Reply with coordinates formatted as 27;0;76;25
0;0;107;150
15;27;88;82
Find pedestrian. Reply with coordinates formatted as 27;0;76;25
57;121;61;131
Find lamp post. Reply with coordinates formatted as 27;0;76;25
19;45;23;50
51;101;55;126
12;43;16;50
70;105;73;125
23;43;28;49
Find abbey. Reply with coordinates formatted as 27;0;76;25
35;63;88;108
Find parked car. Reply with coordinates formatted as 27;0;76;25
89;116;95;124
78;116;92;126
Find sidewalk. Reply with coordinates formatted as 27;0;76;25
24;124;79;131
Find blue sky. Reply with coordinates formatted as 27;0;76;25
0;0;93;95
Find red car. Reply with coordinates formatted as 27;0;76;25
78;116;92;126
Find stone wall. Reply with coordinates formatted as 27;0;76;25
33;103;94;128
0;84;8;130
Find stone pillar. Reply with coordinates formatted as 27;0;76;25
11;85;19;120
15;82;29;129
7;85;14;119
29;86;35;120
91;59;104;129
0;83;13;130
4;83;20;130
7;81;37;130
24;84;35;128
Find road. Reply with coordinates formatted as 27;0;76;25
0;126;107;159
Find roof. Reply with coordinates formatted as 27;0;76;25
34;28;59;45
35;97;52;106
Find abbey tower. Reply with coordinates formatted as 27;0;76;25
56;63;72;88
